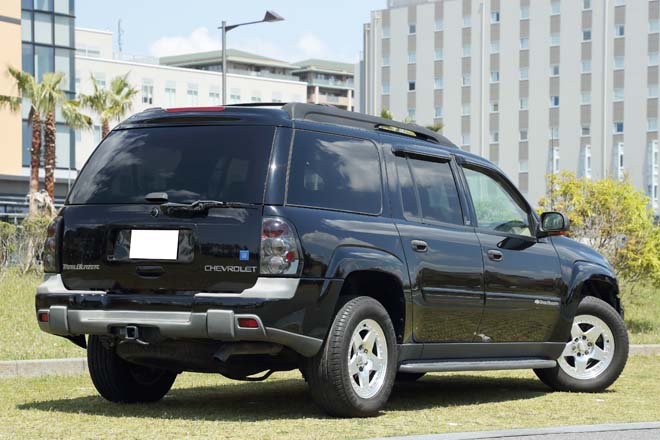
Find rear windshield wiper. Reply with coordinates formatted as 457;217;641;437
160;200;253;217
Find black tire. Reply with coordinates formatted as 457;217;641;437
305;296;397;417
395;372;425;382
87;336;177;403
534;296;628;393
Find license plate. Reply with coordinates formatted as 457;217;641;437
129;230;179;260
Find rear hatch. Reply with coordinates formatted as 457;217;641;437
62;124;275;293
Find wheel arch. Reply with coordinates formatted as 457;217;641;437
569;261;622;316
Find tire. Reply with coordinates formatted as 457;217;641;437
305;296;397;417
87;336;177;403
534;296;628;393
395;372;425;382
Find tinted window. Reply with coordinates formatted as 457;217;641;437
463;166;532;236
68;125;274;205
395;157;419;221
407;157;463;225
287;131;382;214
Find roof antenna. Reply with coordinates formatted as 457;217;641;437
117;19;124;54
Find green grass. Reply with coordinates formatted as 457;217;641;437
1;356;659;439
0;267;658;360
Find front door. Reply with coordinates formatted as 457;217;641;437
392;151;484;342
460;163;565;343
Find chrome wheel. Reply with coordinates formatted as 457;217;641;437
348;318;388;399
558;314;615;380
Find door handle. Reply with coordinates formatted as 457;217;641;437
411;240;428;253
487;250;504;262
136;265;164;278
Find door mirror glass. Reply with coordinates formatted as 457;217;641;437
540;212;570;234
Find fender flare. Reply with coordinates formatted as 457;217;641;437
324;246;409;288
567;260;620;312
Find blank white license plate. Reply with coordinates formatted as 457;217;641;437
129;230;179;260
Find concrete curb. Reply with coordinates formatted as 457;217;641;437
0;358;87;379
0;345;657;380
362;422;660;440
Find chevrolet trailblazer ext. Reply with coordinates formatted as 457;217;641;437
35;103;628;417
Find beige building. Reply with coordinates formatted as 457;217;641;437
0;0;22;177
292;59;355;110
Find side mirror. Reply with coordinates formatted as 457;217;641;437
539;212;570;237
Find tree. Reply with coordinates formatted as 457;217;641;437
425;123;443;132
79;74;138;138
539;171;660;286
380;109;393;120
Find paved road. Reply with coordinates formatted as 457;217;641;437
364;422;660;440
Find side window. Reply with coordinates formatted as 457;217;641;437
463;166;532;236
287;131;382;214
396;155;463;226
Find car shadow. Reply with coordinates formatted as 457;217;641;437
17;373;560;420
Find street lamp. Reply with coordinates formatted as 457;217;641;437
219;10;284;105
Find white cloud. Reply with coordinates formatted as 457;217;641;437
295;33;326;59
149;27;220;58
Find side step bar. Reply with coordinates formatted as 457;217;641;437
399;358;557;373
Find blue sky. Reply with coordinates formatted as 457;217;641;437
76;0;386;63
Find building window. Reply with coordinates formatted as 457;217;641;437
583;0;592;10
583;29;592;41
550;95;560;107
490;100;499;112
209;89;220;105
614;0;624;6
615;24;625;37
407;108;416;121
462;133;470;146
34;12;53;45
550;64;560;76
164;83;176;107
382;82;390;94
490;71;500;83
520;38;529;49
649;52;659;66
520;97;529;110
550;126;560;139
251;93;262;103
649;117;658;131
520;129;528;141
463;74;471;86
463;14;471;27
434;77;443;89
519;159;529;172
408;52;416;64
521;6;529;20
230;88;241;103
584;145;592;178
614;87;624;101
613;121;624;134
617;143;625;181
463;43;471;57
581;91;591;104
582;124;591;136
581;59;592;73
551;33;560;46
491;40;500;54
187;85;199;106
141;81;153;105
649;84;659;98
409;23;416;34
491;130;499;143
435;19;444;31
552;146;560;173
382;55;390;66
491;11;500;23
614;56;625;70
462;102;470;116
382;26;390;38
408;81;416;91
435;48;444;60
650;19;660;34
435;106;443;118
551;1;560;15
520;67;529;80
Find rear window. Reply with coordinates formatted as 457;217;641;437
68;125;274;205
287;130;382;215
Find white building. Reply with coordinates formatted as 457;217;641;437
361;0;660;209
74;28;307;169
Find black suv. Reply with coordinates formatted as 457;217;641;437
36;103;628;417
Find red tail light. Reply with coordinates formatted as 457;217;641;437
237;318;259;328
259;217;301;275
43;216;63;273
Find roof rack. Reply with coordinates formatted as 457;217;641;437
282;103;457;148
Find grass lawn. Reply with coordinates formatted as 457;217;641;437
0;267;658;360
0;356;659;439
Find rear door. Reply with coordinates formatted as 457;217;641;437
62;125;275;293
391;147;484;342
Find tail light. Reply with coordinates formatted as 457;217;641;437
259;217;301;275
43;216;63;273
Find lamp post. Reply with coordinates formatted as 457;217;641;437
219;10;284;105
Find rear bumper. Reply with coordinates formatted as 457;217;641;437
36;274;343;357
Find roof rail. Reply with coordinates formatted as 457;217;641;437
282;103;457;148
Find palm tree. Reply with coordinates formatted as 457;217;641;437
79;74;138;138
